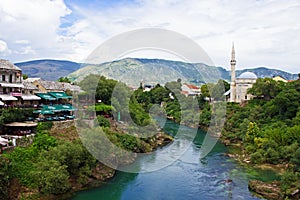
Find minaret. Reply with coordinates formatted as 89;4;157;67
230;43;236;102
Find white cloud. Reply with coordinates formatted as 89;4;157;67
0;0;71;60
15;40;30;44
0;40;9;52
0;0;299;73
14;45;35;55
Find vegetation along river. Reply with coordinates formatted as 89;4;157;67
72;119;279;200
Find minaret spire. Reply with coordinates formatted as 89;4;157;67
231;42;235;61
230;42;236;102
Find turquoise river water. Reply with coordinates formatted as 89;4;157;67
72;119;279;200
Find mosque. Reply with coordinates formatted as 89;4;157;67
228;44;258;103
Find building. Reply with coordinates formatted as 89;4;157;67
272;75;288;83
228;44;257;103
21;81;41;106
0;59;24;106
181;83;201;97
22;80;41;95
143;84;154;92
235;72;257;102
30;79;83;93
0;59;83;107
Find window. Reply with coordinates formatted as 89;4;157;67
2;75;5;82
9;74;13;83
245;95;247;100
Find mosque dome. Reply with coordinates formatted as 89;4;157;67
238;72;257;79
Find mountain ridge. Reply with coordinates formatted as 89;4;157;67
14;59;82;81
14;58;298;83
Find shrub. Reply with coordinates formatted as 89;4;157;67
250;150;265;164
291;148;300;172
95;115;110;127
0;156;11;200
37;122;53;132
265;147;280;164
32;159;71;194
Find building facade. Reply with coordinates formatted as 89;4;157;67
235;72;257;102
181;83;201;97
0;59;24;105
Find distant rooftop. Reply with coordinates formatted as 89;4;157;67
23;81;39;90
184;83;199;90
0;59;21;71
25;78;41;82
35;79;83;93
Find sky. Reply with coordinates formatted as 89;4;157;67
0;0;299;73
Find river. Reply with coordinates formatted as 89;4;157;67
72;119;279;200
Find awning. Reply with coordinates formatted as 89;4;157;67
4;122;38;127
48;92;72;99
41;104;75;112
0;95;18;101
0;100;4;106
35;93;56;100
33;110;54;115
21;95;41;100
57;104;75;111
42;105;58;111
0;83;24;88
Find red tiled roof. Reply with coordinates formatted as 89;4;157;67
184;84;199;90
181;91;189;95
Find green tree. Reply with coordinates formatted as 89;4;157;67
96;115;110;127
78;74;100;96
248;78;283;100
149;85;169;104
211;79;227;101
165;80;182;95
244;122;260;144
200;84;210;98
273;88;300;119
96;76;118;104
79;75;118;104
32;159;71;194
22;74;28;80
291;148;300;172
58;76;71;83
32;133;57;151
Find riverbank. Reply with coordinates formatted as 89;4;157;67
222;140;300;200
248;180;300;200
13;120;173;200
223;141;286;172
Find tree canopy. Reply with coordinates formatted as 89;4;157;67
247;78;284;100
57;76;71;83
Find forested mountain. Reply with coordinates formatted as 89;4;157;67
14;58;298;83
